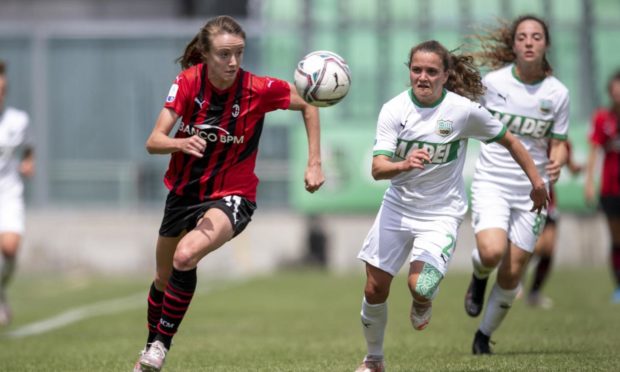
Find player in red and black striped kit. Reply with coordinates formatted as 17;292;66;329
134;16;325;372
585;69;620;304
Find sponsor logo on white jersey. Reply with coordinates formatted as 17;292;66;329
394;139;459;164
490;110;552;139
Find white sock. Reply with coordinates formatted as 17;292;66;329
479;282;521;336
360;297;387;359
472;248;494;279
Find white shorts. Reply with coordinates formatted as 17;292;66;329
0;183;25;234
358;202;460;277
471;181;545;252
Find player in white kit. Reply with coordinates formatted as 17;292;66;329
0;61;35;326
354;40;548;372
463;15;570;355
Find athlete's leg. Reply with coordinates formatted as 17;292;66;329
360;263;392;363
479;242;532;337
0;232;20;289
408;260;443;330
141;209;234;371
465;229;508;317
156;208;233;346
144;235;182;346
528;221;556;307
475;229;509;271
606;216;620;302
0;232;21;326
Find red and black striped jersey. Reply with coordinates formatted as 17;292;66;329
589;108;620;196
162;64;291;202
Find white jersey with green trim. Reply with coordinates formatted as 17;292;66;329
0;107;32;191
474;64;569;190
373;89;506;219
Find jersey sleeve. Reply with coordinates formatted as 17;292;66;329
373;104;400;157
463;101;507;143
163;71;192;116
550;90;569;140
256;77;291;113
589;109;609;146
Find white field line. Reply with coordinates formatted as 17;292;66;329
4;292;146;339
3;285;218;339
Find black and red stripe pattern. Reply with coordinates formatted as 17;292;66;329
157;268;197;345
147;282;164;342
162;64;291;202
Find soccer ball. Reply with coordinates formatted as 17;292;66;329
294;50;351;107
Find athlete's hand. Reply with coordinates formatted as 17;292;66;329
400;149;431;171
546;159;562;184
19;157;35;178
181;135;207;158
584;182;597;206
304;163;325;193
529;182;549;214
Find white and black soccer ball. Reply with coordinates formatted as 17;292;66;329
294;50;351;107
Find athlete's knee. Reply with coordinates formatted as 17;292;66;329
410;263;443;301
0;235;21;257
497;268;522;289
477;246;503;268
364;281;390;303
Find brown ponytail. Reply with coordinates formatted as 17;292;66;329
408;40;485;101
177;15;246;70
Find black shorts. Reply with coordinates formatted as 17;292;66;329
159;192;256;238
600;196;620;218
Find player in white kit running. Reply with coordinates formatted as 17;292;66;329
0;60;35;326
463;15;570;355
354;40;548;372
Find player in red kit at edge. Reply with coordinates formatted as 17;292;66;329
133;15;325;372
585;69;620;304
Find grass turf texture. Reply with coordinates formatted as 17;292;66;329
0;268;618;371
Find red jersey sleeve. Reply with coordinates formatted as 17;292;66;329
163;68;197;116
256;76;291;113
589;109;609;146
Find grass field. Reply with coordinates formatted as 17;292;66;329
0;268;618;371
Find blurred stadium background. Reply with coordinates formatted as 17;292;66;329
0;0;618;278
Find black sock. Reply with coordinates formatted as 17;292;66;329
612;244;620;287
156;267;197;349
530;255;552;293
147;282;164;346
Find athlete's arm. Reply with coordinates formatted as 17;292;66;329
497;131;548;213
287;82;324;193
546;139;568;184
584;144;601;205
371;149;430;180
145;108;206;158
19;147;35;178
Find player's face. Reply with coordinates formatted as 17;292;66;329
409;51;448;105
205;32;245;90
0;76;6;110
512;20;547;66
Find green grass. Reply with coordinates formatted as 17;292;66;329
0;268;618;371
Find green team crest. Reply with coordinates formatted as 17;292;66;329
539;99;553;114
436;119;453;137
